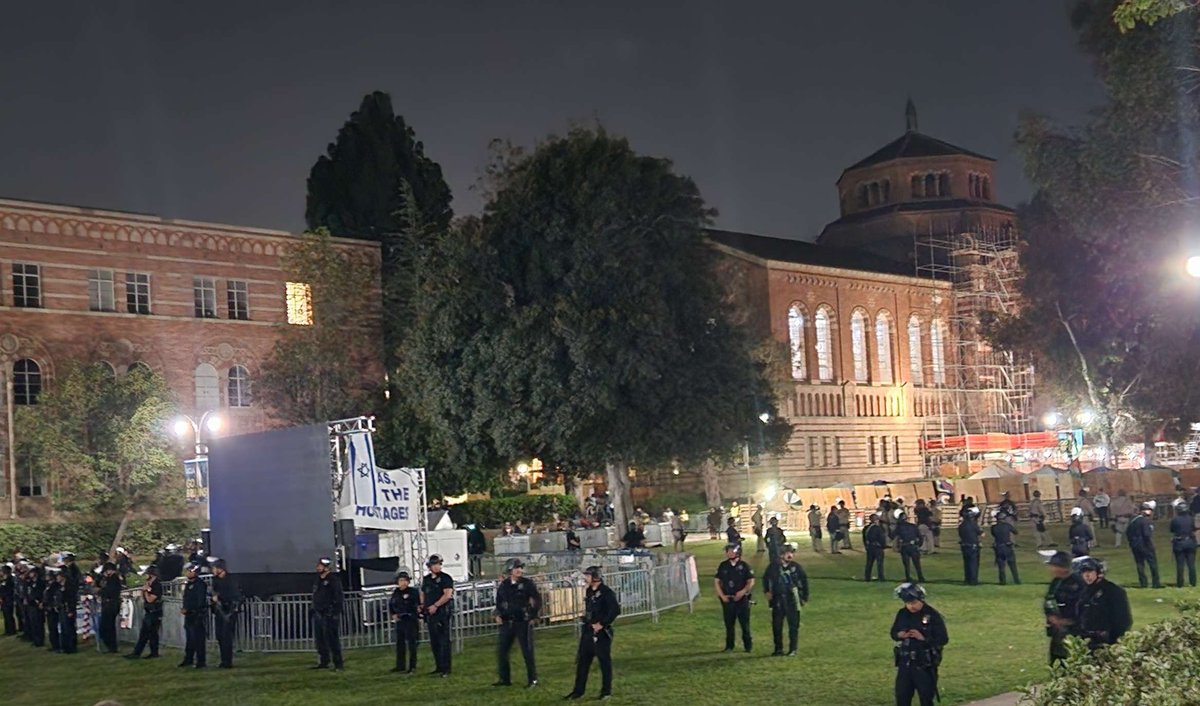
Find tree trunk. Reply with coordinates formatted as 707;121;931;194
1056;302;1116;466
110;507;135;557
1144;423;1165;465
605;461;633;532
701;458;723;508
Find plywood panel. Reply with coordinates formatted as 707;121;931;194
855;485;883;508
1178;468;1200;490
954;479;987;504
997;476;1028;501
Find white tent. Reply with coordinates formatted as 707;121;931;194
968;463;1020;480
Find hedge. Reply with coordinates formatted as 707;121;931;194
447;494;578;528
1027;598;1200;705
0;519;206;561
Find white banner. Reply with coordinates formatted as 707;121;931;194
338;433;421;530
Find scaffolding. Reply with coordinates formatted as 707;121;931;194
915;225;1035;473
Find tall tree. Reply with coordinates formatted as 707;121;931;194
1114;0;1197;29
404;129;790;529
257;229;383;425
16;362;180;552
989;2;1200;462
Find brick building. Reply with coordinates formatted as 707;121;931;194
710;103;1027;491
0;198;382;517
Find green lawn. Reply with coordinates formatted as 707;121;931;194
1;524;1191;706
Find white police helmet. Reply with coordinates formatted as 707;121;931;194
966;506;981;516
1070;507;1084;518
893;508;906;521
1142;500;1157;511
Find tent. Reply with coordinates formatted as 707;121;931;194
968;463;1020;480
1029;465;1066;476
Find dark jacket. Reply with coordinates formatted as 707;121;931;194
958;519;983;547
864;523;888;549
891;603;949;667
467;528;487;555
211;574;242;615
1126;515;1155;552
311;573;344;617
762;560;809;606
420;571;455;613
622;529;646;549
388;586;420;621
826;513;842;534
892;520;923;549
495;576;542;622
98;573;123;604
141;578;163;615
181;578;209;620
1069;521;1093;551
158;553;185;582
1076;578;1132;648
1170;514;1197;550
990;522;1018;547
583;582;620;628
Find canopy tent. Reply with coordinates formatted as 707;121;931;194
968;463;1019;480
1029;465;1066;476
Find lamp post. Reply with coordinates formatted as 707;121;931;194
516;462;531;492
173;410;222;457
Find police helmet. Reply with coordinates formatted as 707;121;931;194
395;570;411;581
61;552;75;561
895;496;904;503
317;557;334;568
102;562;117;573
504;558;525;573
144;565;159;577
211;558;227;572
781;543;797;554
1070;507;1084;518
724;542;742;554
164;544;178;552
1173;498;1188;510
1076;556;1104;574
894;582;926;602
426;554;444;568
1041;550;1073;568
966;506;981;517
582;565;603;581
768;516;779;525
1142;500;1157;511
892;508;906;521
184;562;202;574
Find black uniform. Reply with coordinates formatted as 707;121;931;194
569;582;620;698
311;571;344;669
864;523;887;582
958;517;983;585
158;552;185;582
211;572;241;667
762;559;808;654
494;575;542;685
180;576;209;667
59;573;78;654
24;572;45;647
622;527;645;549
388;585;421;671
715;558;754;651
891;520;926;582
566;528;581;551
97;572;122;652
131;577;163;657
467;528;487;578
998;499;1017;523
1068;519;1094;558
0;572;15;635
44;578;61;651
991;522;1020;585
1044;573;1084;663
764;526;787;564
1169;513;1197;587
1126;515;1163;588
892;603;949;706
1076;578;1132;650
13;570;27;639
420;571;455;675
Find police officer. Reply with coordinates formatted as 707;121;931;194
311;557;344;670
23;564;45;647
1041;550;1083;664
179;562;208;668
13;561;28;640
891;583;948;706
1169;498;1197;588
863;512;887;582
97;562;122;653
467;525;487;578
127;565;162;659
60;551;81;591
1029;490;1052;548
958;506;983;585
990;510;1020;585
807;505;823;553
210;558;240;668
714;542;755;653
891;509;926;583
564;565;620;701
54;564;77;654
420;554;454;677
826;505;843;554
997;492;1018;526
1127;500;1163;588
388;569;420;673
0;564;15;636
751;505;765;553
44;565;62;652
762;543;808;656
764;517;787;564
622;522;646;550
1075;557;1132;651
1068;507;1093;558
158;544;185;582
494;557;541;688
837;500;854;550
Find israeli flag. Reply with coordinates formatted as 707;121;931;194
347;431;378;507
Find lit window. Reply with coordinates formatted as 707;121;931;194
851;310;869;384
193;277;217;318
13;264;41;308
125;273;151;315
88;269;115;312
228;366;251;408
286;282;313;325
931;318;947;385
814;306;834;382
787;304;807;380
875;311;893;385
907;316;923;386
13;359;41;405
227;280;249;320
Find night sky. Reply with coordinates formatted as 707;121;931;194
0;2;1104;241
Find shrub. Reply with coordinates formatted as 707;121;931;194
447;494;578;528
0;519;205;561
641;490;706;516
1026;600;1200;705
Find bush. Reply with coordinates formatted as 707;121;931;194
0;519;205;561
1027;599;1200;705
447;494;578;528
641;490;706;516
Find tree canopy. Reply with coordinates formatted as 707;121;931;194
403;129;789;527
1113;0;1197;29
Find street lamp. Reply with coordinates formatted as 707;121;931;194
1042;411;1060;428
516;462;531;492
173;411;223;457
1187;255;1200;279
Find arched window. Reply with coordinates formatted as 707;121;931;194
857;184;869;209
869;182;880;206
13;359;41;405
850;309;869;384
128;362;152;376
924;174;936;197
938;173;950;197
982;176;991;200
814;306;834;382
911;175;923;198
96;361;116;378
194;363;220;413
228;366;251;408
881;180;890;203
787;304;807;380
907;316;924;386
930;318;947;385
875;311;894;385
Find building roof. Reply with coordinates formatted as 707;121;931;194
708;229;914;277
844;131;994;173
823;198;1016;229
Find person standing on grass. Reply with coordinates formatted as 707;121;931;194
1075;557;1132;651
764;517;787;564
97;562;122;653
1110;489;1136;547
914;500;934;555
1169;499;1197;588
670;512;686;552
957;506;983;585
310;556;344;671
762;543;808;657
725;517;742;549
837;500;854;550
420;554;455;677
752;505;766;554
126;566;162;660
1127;501;1163;589
1068;508;1093;558
891;583;948;706
54;566;77;654
1093;488;1111;529
891;509;926;583
493;558;541;689
826;506;843;554
564;565;620;701
179;562;208;668
388;570;420;674
1040;550;1083;665
864;512;888;582
0;564;15;636
807;505;823;553
1029;490;1053;548
44;565;62;652
714;543;755;653
990;509;1021;585
210;559;241;669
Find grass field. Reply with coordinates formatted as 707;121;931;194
1;523;1192;706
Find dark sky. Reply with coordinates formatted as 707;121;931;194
0;2;1105;242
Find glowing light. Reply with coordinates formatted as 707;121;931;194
1187;256;1200;279
758;412;771;424
286;282;313;325
1077;409;1095;425
204;415;223;433
761;484;777;502
516;462;530;476
173;419;191;437
1042;412;1060;427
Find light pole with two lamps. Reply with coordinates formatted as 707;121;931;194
173;411;223;520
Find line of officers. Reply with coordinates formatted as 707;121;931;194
0;552;93;653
